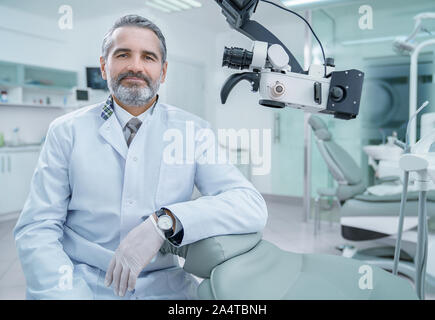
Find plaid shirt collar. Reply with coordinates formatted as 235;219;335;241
100;94;159;121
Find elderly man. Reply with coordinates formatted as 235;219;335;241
14;14;268;300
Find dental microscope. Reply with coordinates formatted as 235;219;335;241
215;0;364;120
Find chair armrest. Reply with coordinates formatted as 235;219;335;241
316;187;337;197
376;176;400;183
159;232;262;279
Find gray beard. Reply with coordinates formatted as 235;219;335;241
108;73;161;107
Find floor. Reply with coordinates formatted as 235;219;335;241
0;198;432;300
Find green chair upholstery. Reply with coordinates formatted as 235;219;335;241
309;115;433;240
309;115;367;202
160;233;418;300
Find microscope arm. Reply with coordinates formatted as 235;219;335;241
215;0;304;74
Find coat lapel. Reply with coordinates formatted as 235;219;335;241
98;102;128;160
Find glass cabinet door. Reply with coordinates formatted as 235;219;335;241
0;62;19;86
270;0;435;201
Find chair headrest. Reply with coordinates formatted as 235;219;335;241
308;116;332;141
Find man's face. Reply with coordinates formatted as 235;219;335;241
100;26;168;107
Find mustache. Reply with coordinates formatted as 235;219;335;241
117;72;151;86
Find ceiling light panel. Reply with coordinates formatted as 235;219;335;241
145;0;202;13
281;0;353;8
145;1;171;13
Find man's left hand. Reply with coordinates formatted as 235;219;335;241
104;215;165;297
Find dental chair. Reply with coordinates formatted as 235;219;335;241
159;232;417;299
308;115;435;291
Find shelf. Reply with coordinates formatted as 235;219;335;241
0;60;79;111
22;84;74;93
0;81;20;88
0;59;78;91
0;102;78;110
24;64;77;90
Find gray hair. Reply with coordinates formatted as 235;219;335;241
102;14;167;65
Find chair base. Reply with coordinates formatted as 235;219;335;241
340;237;435;296
342;225;389;241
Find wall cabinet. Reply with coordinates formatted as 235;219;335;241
0;148;40;216
0;60;78;108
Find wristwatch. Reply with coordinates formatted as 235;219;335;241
155;208;175;238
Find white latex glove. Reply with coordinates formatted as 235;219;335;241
105;215;165;297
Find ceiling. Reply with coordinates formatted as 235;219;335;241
0;0;222;31
0;0;333;33
314;0;435;19
1;0;434;33
315;0;435;43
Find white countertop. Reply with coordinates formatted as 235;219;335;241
0;145;42;152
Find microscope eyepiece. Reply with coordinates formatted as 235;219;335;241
222;46;253;70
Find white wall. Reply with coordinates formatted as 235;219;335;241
0;6;76;144
0;5;215;145
0;3;310;196
206;17;307;195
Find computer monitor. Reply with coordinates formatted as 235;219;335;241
76;89;89;101
86;67;108;90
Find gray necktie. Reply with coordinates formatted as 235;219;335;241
125;117;142;147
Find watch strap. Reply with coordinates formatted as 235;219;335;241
168;228;184;246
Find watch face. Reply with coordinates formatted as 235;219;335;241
158;215;173;231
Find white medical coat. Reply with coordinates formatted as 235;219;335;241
13;97;268;299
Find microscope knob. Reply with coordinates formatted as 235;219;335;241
268;44;289;70
325;57;335;67
330;86;344;102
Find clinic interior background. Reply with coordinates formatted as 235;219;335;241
0;0;435;222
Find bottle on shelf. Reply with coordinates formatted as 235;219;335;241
0;132;4;147
0;90;8;103
11;127;21;146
